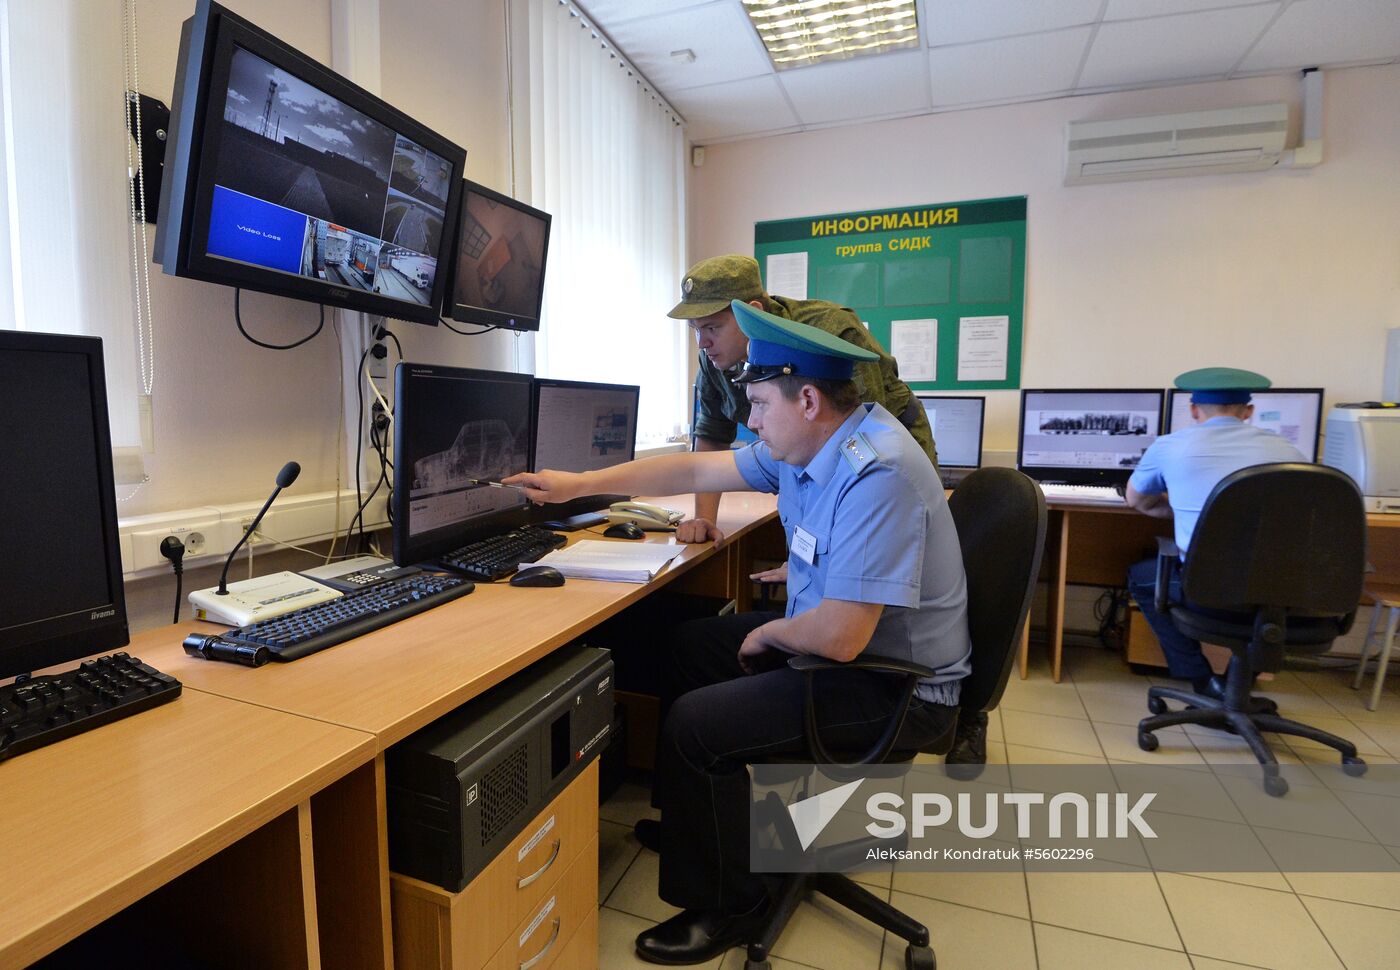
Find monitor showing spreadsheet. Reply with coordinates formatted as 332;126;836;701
917;396;984;470
1018;389;1165;485
1164;388;1324;462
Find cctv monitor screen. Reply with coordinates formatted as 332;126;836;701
1;332;128;680
917;396;985;470
392;363;534;565
1165;388;1324;462
448;180;551;332
1018;389;1165;485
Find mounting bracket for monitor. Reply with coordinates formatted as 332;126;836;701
125;90;170;225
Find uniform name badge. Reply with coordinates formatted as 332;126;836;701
791;527;818;565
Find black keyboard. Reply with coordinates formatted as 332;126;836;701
192;573;474;664
1;653;181;763
438;525;567;581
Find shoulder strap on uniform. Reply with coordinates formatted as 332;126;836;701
839;431;880;476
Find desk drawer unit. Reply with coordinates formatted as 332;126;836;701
486;835;598;970
391;763;599;970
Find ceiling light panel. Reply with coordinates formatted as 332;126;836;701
742;0;920;70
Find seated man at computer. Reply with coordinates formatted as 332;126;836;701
507;302;968;964
1124;368;1304;699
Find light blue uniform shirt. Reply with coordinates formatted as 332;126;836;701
1129;415;1305;553
734;403;971;705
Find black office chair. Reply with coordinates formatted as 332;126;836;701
742;468;1047;970
1137;463;1368;796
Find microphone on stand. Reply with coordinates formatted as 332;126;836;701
215;461;300;595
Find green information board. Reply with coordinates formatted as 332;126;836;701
754;196;1026;390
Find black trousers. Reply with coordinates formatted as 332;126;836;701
653;611;959;911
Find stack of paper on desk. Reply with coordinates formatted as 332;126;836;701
536;540;684;583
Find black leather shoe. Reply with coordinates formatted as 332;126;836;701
635;901;768;965
634;817;661;853
945;709;988;779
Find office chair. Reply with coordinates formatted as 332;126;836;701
742;468;1046;970
1137;463;1367;797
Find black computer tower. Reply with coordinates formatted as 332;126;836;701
386;644;614;892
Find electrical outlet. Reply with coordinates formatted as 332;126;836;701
131;518;222;571
368;340;388;380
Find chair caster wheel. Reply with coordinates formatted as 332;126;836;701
1258;699;1279;716
1147;696;1167;715
744;960;772;970
1342;756;1367;777
1263;774;1289;797
1138;731;1159;752
906;944;936;970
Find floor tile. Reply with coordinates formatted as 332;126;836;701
1002;709;1104;757
1189;958;1276;970
879;893;1036;969
1183;724;1305;767
1156;873;1343;970
1265;713;1386;756
891;869;1030;919
604;849;677;923
600;779;658;827
1356;718;1400;757
1289;870;1400;912
599;818;642;903
1175;869;1292;892
770;893;887;969
718;951;821;970
1034;922;1191;970
1215;773;1374;841
1301;896;1400;970
1332;787;1400;846
1026;871;1181;949
999;681;1090;720
1076;686;1155;726
1005;743;1108;765
1097;721;1206;766
598;906;727;969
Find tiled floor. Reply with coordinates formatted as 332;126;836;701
596;645;1400;969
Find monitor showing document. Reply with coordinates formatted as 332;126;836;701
1018;389;1165;485
1164;388;1324;462
917;395;984;470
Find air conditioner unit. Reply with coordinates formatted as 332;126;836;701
1065;102;1289;185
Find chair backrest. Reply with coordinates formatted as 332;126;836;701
1182;463;1365;615
947;467;1047;713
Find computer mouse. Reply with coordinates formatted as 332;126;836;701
603;521;646;540
510;565;566;588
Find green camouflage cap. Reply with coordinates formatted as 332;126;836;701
667;254;767;319
1175;367;1271;405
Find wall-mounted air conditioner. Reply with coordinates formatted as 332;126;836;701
1065;102;1289;185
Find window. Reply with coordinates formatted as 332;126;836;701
510;0;689;446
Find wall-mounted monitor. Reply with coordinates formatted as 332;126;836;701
1017;389;1165;486
1164;388;1324;462
155;0;466;325
447;180;551;332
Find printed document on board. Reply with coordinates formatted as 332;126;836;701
765;253;808;300
957;316;1009;382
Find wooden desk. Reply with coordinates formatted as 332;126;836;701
1020;498;1400;682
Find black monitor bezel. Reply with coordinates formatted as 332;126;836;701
915;394;985;471
1016;387;1166;486
155;0;466;326
1;331;129;681
391;362;536;566
1164;387;1325;461
445;179;552;332
527;378;640;522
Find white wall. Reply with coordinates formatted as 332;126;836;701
124;0;520;516
688;65;1400;455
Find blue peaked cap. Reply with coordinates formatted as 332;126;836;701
730;299;877;384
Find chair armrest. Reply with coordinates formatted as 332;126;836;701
1154;538;1180;615
786;655;939;680
785;654;934;765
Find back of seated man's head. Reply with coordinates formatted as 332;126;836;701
1194;401;1254;420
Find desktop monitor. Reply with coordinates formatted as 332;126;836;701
916;395;985;471
1;332;129;680
1164;387;1324;462
1017;388;1166;486
529;379;640;522
154;0;466;325
392;363;534;566
447;180;552;332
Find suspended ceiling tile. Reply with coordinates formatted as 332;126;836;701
671;74;800;142
1238;0;1400;72
924;0;1103;46
927;27;1091;107
580;0;712;26
605;2;772;92
776;49;930;127
1105;0;1270;19
1079;3;1279;88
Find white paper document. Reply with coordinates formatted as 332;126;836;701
957;315;1009;382
536;539;684;583
890;318;938;381
765;252;808;300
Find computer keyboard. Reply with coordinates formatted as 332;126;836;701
1037;483;1125;504
438;525;568;581
190;573;474;664
1;653;181;763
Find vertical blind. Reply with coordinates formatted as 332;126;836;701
512;0;689;444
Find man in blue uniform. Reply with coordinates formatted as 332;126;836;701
1125;368;1304;698
507;301;969;964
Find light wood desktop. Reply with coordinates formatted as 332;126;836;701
0;494;780;969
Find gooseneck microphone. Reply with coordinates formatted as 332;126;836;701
215;460;301;595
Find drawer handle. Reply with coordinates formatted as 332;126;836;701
517;838;562;889
519;917;560;970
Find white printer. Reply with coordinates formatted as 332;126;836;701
1322;404;1400;513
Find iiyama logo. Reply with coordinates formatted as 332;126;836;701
90;609;116;621
328;287;350;299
